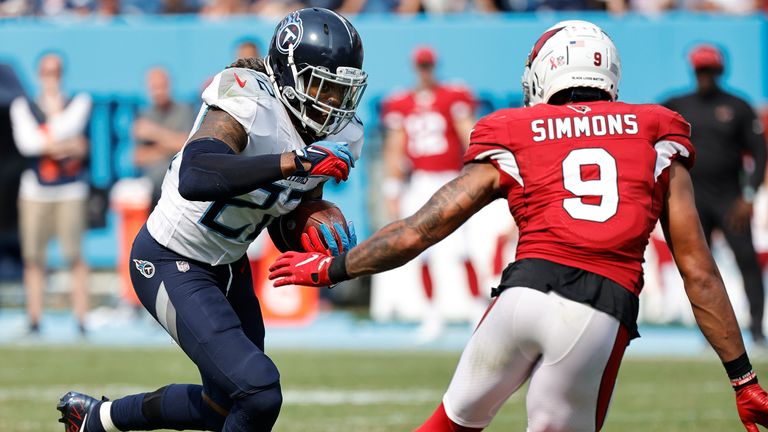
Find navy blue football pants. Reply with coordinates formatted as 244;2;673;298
127;225;282;431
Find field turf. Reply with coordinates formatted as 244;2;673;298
0;346;763;431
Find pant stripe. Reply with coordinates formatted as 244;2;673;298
156;281;179;343
471;297;499;334
594;325;630;430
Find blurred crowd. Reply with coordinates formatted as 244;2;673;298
0;0;763;20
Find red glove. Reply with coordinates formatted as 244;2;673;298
268;251;334;287
301;226;331;255
736;383;768;431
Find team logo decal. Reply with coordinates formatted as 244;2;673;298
133;259;155;279
567;105;591;114
276;12;303;54
715;105;734;123
176;261;190;273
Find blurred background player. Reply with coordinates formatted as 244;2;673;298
9;52;91;336
269;20;768;431
663;44;767;347
57;8;366;432
132;66;195;208
379;45;485;341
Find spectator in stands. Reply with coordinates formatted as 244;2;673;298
253;0;364;16
680;0;756;13
132;67;194;208
200;0;248;16
379;46;486;341
160;0;198;13
10;53;91;336
473;0;606;12
235;39;261;59
663;44;767;346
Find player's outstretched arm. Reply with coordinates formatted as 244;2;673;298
661;161;768;430
178;108;353;201
268;162;501;287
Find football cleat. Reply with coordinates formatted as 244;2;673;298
57;391;107;432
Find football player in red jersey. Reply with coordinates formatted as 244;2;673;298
268;20;768;431
379;45;487;340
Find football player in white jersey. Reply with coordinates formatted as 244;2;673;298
57;8;366;432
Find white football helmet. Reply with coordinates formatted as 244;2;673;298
522;20;621;106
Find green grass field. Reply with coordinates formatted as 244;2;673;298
0;346;763;431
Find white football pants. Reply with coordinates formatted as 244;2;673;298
442;287;630;431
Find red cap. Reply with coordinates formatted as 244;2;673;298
412;46;437;66
689;44;724;70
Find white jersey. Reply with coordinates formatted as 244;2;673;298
147;67;364;265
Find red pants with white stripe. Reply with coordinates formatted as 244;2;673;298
434;287;629;432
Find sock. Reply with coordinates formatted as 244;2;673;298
111;393;152;430
464;260;480;298
416;403;484;432
421;263;434;299
111;384;224;431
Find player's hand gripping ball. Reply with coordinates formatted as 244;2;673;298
270;199;356;256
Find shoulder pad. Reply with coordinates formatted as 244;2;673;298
203;68;276;103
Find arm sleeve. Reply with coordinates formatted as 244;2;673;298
48;93;92;140
177;137;286;201
741;105;766;190
9;97;47;156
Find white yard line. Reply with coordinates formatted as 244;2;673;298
0;385;442;405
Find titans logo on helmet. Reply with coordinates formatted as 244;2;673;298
276;12;303;54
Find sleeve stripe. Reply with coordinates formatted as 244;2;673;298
654;140;691;181
475;149;524;187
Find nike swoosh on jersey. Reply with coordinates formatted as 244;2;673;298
234;72;247;88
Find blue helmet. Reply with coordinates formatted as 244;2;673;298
266;8;368;138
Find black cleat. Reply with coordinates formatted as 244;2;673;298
57;391;107;432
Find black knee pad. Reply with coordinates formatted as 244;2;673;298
226;383;282;432
238;382;282;420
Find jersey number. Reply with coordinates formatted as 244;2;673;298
199;183;303;241
561;148;618;222
404;112;448;157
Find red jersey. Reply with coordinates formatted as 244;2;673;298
382;84;475;172
465;102;694;295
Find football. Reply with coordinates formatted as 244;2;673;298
269;199;349;252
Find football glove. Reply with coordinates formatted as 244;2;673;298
294;141;354;183
736;383;768;431
301;222;357;256
268;251;334;287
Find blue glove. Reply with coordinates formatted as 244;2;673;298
294;141;355;183
319;222;357;256
300;222;356;256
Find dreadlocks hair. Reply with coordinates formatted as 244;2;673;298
227;57;266;73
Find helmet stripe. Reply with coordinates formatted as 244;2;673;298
527;27;565;67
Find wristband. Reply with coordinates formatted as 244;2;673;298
293;152;308;176
725;352;758;390
328;252;350;284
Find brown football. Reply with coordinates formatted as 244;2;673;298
269;199;348;252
